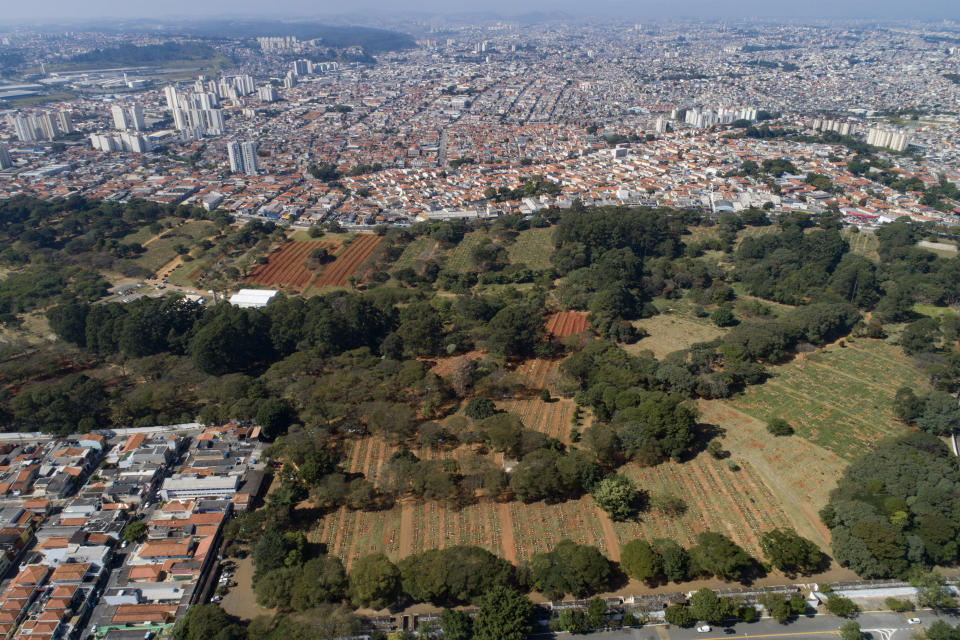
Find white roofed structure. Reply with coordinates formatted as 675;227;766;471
229;289;279;308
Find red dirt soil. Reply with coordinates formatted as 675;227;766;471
244;240;335;291
313;234;383;287
545;311;590;338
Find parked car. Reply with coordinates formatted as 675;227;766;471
697;626;712;633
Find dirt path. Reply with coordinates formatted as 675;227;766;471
597;507;620;561
498;502;517;564
220;556;273;620
399;499;415;558
154;254;184;279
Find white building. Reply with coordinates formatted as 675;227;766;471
129;105;146;131
229;289;279;308
159;474;241;500
257;86;278;102
227;140;258;175
111;104;130;131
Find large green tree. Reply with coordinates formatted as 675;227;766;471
347;553;400;610
473;586;533;640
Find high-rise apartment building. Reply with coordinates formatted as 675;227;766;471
56;111;73;134
0;143;12;170
111;104;130;131
12;116;36;143
227;140;259;175
130;105;146;131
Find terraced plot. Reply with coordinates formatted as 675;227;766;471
727;338;927;459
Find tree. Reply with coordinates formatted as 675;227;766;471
123;520;147;543
621;539;663;584
892;387;924;423
766;418;794;436
256;399;294;441
758;593;792;623
664;604;694;627
465;397;497;420
530;539;613;599
840;621;862;640
711;307;737;327
348;553;400;610
916;391;960;436
826;595;857;618
557;608;588;633
926;621;960;640
760;528;825;575
689;588;734;625
485;303;545;357
689;532;754;581
289;556;347;611
255;566;298;609
911;570;957;611
587;597;608;629
440;609;473;640
473;586;533;640
172;605;245;640
251;528;290;579
653;538;690;582
591;473;639;521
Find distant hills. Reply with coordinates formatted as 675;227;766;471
116;20;417;54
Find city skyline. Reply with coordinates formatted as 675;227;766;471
1;0;960;23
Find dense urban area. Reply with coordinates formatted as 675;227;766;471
1;11;960;640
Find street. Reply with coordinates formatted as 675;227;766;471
548;610;957;640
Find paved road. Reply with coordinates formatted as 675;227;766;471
548;610;955;640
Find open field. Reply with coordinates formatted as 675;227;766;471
133;220;217;274
0;92;77;108
444;231;490;272
699;400;843;550
120;218;178;246
627;313;724;359
611;453;795;559
309;434;802;568
918;240;959;258
545;311;590;339
727;338;928;460
310;355;818;569
310;234;383;289
498;358;574;444
843;228;880;262
244;240;336;292
506;227;555;270
392;236;439;271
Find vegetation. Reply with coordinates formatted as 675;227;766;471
16;190;960;637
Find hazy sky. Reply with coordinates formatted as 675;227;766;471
2;0;958;23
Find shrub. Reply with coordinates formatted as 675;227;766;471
465;397;498;420
767;418;794;436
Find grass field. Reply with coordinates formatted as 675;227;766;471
308;355;816;569
120;218;177;246
308;433;801;568
506;227;555;270
392;236;438;271
700;400;842;550
444;231;490;272
843;228;880;262
727;338;928;460
627;313;724;359
133;220;217;274
0;92;77;108
913;303;960;319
